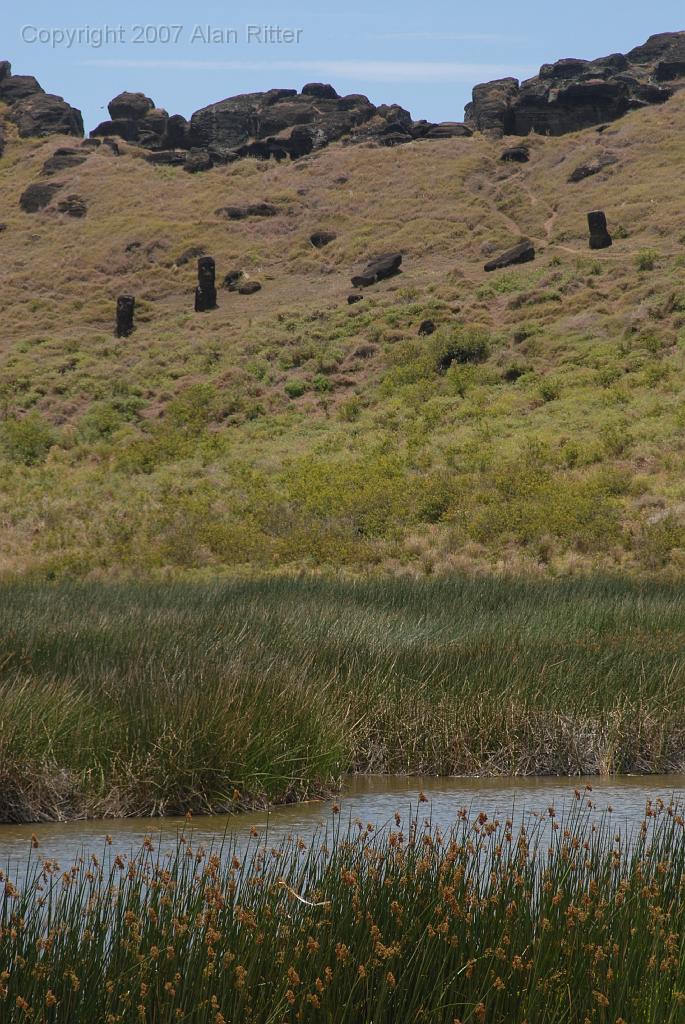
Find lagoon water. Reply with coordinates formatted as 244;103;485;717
2;775;685;872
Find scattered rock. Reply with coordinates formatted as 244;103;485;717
175;245;207;267
41;147;88;175
216;203;279;220
116;295;135;337
501;145;530;163
8;92;83;138
19;181;63;213
101;138;120;154
351;253;402;288
195;256;217;312
310;230;337;248
466;31;684;136
108;91;154;120
484;239;535;272
335;176;349;185
418;319;436;336
124;240;142;252
146;150;187;166
56;194;87;217
568;154;618;182
588;210;612;249
183;147;213;173
347;292;363;304
238;281;262;295
80;137;101;149
421;122;473;139
222;270;244;290
0;223;6;232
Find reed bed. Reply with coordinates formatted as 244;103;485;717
3;795;685;1022
1;576;685;822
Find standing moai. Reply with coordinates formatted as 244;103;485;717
195;256;217;312
588;211;612;250
115;295;135;337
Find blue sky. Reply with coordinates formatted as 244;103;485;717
4;1;684;130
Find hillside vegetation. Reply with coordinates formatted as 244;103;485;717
3;89;685;578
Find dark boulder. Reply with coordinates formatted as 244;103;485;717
310;230;337;248
501;145;529;163
588;210;612;249
41;147;88;175
568;154;617;182
136;108;170;149
216;203;278;220
108;91;154;120
484;239;535;272
175;245;207;267
19;181;63;212
351;253;402;288
238;281;262;295
195;256;217;312
422;122;473;139
347;292;363;305
116;295;135;338
465;77;520;135
101;138;120;154
418;319;436;336
222;270;244;290
165;114;190;148
302;82;339;99
0;124;4;159
56;194;87;217
80;137;101;148
90;119;138;142
8;93;83;138
183;148;213;173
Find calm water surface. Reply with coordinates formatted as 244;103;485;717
2;775;684;871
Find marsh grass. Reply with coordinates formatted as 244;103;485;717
3;796;685;1022
1;577;685;822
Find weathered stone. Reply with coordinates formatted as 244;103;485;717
351;253;402;288
310;230;337;248
501;145;529;163
222;270;244;290
101;138;120;154
108;91;154;120
80;137;101;148
8;93;83;138
19;181;63;212
41;147;88;175
90;119;138;141
116;295;135;337
347;292;363;304
588;210;612;249
301;82;339;99
216;203;278;220
165;114;190;148
0;124;5;159
195;256;217;312
238;281;262;294
175;246;207;267
146;150;187;166
0;74;43;103
422;122;473;139
465;78;520;135
183;148;213;173
418;319;436;336
568;154;618;182
56;194;87;217
484;239;535;272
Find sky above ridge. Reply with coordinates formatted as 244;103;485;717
3;1;685;131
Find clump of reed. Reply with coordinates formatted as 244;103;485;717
2;575;685;821
4;795;685;1022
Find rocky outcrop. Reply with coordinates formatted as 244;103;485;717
568;154;618;182
501;145;530;163
0;62;82;138
41;147;88;176
56;194;87;218
310;231;337;249
484;240;535;272
466;31;685;136
216;203;278;220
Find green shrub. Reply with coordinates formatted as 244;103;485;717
284;379;307;399
432;326;491;373
539;377;561;402
0;413;55;465
636;248;658;272
166;383;219;434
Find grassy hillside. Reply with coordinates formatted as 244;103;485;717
3;90;685;578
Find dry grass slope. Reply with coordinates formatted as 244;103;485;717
3;91;685;577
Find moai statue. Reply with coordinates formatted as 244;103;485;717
115;295;135;337
588;211;612;250
195;256;217;312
